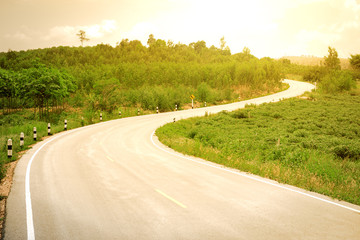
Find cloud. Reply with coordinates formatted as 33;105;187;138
43;20;117;43
5;31;31;41
273;0;360;57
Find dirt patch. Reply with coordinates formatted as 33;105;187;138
0;160;18;239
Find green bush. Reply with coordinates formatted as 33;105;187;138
320;70;356;93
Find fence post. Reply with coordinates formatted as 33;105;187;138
7;139;12;159
20;132;24;147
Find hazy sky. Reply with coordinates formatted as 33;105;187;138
0;0;359;58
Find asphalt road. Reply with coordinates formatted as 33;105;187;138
5;80;360;239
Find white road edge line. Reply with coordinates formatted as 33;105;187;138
24;122;106;240
25;135;60;240
150;130;360;214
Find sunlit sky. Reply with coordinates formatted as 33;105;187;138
0;0;359;58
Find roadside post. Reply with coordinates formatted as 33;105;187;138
173;117;176;123
156;107;159;114
64;119;67;130
100;113;102;121
175;104;177;111
205;102;207;107
138;109;140;115
20;132;24;147
119;111;121;118
7;139;12;159
48;123;51;135
33;127;37;141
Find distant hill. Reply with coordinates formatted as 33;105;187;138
281;56;351;69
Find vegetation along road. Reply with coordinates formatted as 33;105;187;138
5;80;360;240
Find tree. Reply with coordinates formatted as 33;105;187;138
242;47;251;56
220;37;226;50
349;54;360;70
77;30;90;47
147;34;156;47
20;66;75;118
219;37;231;55
190;40;206;54
324;46;340;70
0;69;17;113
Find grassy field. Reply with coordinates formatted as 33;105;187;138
156;92;360;205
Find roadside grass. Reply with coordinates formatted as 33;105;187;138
156;92;360;205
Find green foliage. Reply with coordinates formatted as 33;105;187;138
319;70;356;93
196;82;212;102
324;46;341;70
157;93;360;204
0;64;75;118
349;54;360;70
302;66;327;83
0;36;284;116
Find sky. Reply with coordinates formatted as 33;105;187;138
0;0;359;58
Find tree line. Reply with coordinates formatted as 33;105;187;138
280;47;359;93
0;35;285;117
1;35;358;117
0;62;75;117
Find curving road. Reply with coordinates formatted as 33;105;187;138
5;80;360;239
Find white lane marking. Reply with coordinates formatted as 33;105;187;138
150;131;360;214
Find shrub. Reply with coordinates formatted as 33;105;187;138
320;71;356;93
231;111;247;119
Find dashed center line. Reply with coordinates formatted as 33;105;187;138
155;189;187;209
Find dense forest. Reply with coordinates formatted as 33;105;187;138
0;35;359;121
0;35;285;119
